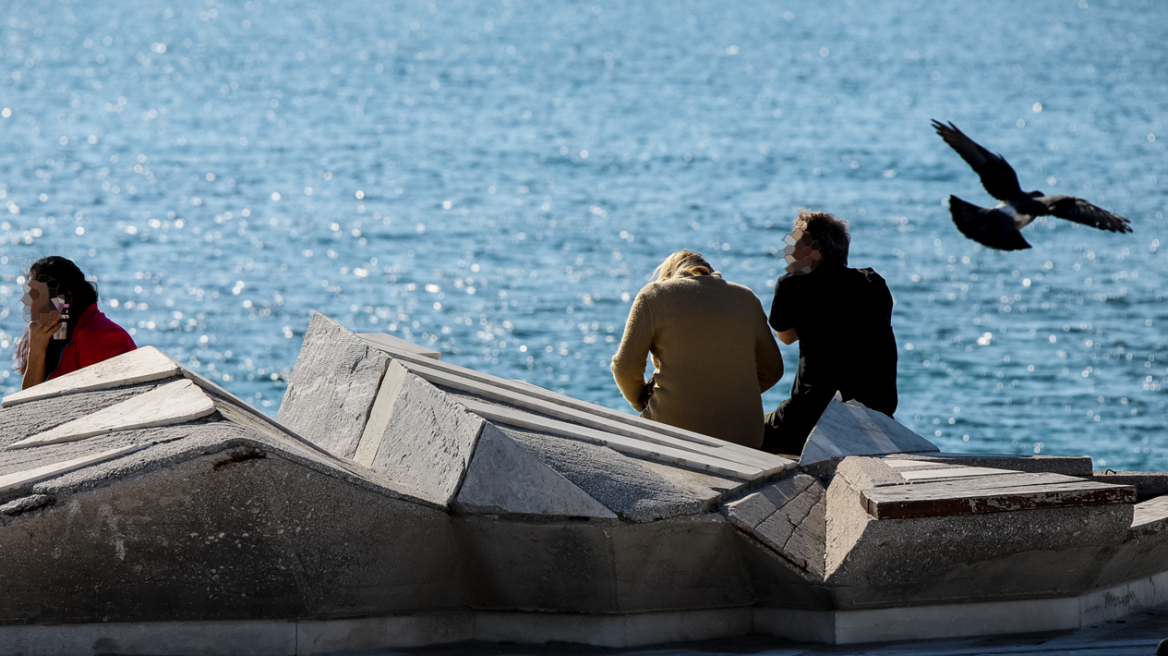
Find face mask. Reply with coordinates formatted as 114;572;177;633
783;229;823;275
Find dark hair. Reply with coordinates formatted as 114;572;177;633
793;210;850;265
28;256;98;311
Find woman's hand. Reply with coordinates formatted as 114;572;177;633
21;311;60;390
28;311;61;353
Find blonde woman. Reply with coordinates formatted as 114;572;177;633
611;250;784;448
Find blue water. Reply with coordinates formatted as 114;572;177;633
0;0;1164;470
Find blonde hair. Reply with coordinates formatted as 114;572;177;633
793;210;850;265
652;250;714;282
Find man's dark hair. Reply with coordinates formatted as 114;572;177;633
793;210;850;266
28;256;98;311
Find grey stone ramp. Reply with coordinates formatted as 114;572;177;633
454;423;614;519
500;426;706;522
0;382;170;451
7;379;216;450
277;312;390;459
799;397;939;465
367;370;485;507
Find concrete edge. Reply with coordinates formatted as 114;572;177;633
753;569;1168;644
0;608;753;655
3;569;1168;655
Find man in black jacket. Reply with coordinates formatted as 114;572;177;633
761;210;898;456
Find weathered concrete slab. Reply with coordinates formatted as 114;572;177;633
0;439;466;625
277;312;390;459
359;332;442;359
501;426;705;522
825;457;1134;606
6;379;215;450
1;346;176;408
0;443;150;494
800;398;938;466
367;371;484;507
611;515;753;611
723;474;826;578
454;423;614;519
1095;471;1168;502
861;471;1136;519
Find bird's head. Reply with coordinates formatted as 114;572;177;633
1028;190;1044;198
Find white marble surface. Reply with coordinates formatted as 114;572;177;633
800;398;939;465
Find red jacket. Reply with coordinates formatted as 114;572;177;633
47;304;137;380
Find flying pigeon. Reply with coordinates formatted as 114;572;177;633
932;119;1132;250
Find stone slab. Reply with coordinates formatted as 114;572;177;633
1095;471;1168;501
862;472;1136;519
800;398;938;466
897;466;1020;481
368;371;484;507
354;359;410;467
457;396;762;480
637;460;747;509
0;443;151;494
611;515;754;611
723;475;826;577
887;452;1094;476
412;360;783;473
1;346;179;408
276;313;390;459
0;620;296;656
358;332;442;359
1131;496;1168;535
0;384;166;455
453;422;615;518
6;380;215;449
500;426;704;522
349;332;793;470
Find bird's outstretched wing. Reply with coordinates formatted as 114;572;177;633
1039;195;1133;233
932;120;1024;202
948;195;1032;251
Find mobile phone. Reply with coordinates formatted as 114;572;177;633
50;297;69;340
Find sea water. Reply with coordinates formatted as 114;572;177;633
0;0;1164;470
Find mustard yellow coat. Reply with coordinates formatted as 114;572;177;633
611;274;784;448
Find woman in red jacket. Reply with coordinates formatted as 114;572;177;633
15;256;136;389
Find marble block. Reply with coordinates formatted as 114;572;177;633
453;423;615;519
277;313;390;460
799;398;939;466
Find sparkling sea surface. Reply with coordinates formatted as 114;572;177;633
0;0;1164;470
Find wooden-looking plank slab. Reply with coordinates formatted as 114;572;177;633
1;346;180;408
862;472;1135;519
0;443;151;493
357;333;795;475
455;397;762;480
6;380;216;450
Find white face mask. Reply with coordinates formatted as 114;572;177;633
783;229;823;275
